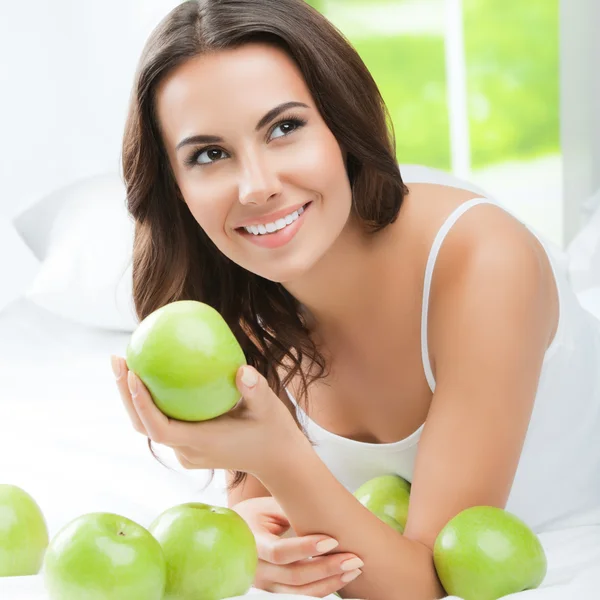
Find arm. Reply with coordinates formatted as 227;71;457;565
258;212;556;600
227;385;298;508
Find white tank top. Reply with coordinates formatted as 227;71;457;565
286;165;600;534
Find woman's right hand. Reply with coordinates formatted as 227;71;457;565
232;496;364;597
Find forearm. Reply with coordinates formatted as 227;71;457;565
258;439;445;600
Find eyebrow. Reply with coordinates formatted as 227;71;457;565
175;101;310;152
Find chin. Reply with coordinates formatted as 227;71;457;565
246;249;326;284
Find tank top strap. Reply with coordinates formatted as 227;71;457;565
421;198;497;393
285;386;299;407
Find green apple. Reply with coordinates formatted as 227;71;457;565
43;512;166;600
0;484;49;576
434;506;547;600
126;300;247;421
149;502;258;600
353;474;411;533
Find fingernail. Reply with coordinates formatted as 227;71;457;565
127;371;138;396
341;569;362;583
241;366;258;388
316;538;339;553
340;557;364;571
111;355;122;379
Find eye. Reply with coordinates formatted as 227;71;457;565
184;147;227;168
270;118;305;140
196;148;227;165
184;115;307;168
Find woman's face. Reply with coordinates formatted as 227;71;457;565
156;42;354;283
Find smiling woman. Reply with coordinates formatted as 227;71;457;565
122;0;406;445
118;1;600;599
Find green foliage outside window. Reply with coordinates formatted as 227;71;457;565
304;0;559;171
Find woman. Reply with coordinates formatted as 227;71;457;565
111;0;600;598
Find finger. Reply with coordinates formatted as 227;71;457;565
259;535;340;565
258;553;364;586
111;355;147;435
261;568;363;596
127;369;174;446
235;365;270;409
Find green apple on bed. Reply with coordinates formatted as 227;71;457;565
0;484;49;576
149;502;258;600
434;506;547;600
43;513;166;600
126;300;247;421
353;474;411;533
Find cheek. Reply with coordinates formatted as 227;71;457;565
181;183;231;243
291;131;348;191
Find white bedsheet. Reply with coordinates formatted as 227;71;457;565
1;298;599;600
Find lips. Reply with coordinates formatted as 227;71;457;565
236;201;312;249
235;201;311;231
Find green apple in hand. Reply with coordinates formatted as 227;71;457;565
0;484;49;576
353;474;411;533
434;506;547;600
43;513;166;600
149;502;258;600
126;300;247;421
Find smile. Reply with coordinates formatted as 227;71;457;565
236;202;312;249
243;204;306;236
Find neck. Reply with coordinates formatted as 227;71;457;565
282;215;388;341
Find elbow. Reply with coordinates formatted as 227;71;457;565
342;538;446;600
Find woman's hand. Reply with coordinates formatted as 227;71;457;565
111;355;308;479
233;496;364;597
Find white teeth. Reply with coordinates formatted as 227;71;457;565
243;205;306;236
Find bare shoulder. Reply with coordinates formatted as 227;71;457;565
423;192;555;292
396;181;559;352
398;181;555;282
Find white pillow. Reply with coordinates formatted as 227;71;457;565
0;216;40;312
14;172;139;332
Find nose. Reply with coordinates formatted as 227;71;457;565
238;152;283;206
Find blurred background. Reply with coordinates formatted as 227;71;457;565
1;0;597;249
309;0;563;242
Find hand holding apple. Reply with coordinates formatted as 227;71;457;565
114;353;307;478
433;506;547;600
113;300;309;477
43;512;166;600
0;484;49;576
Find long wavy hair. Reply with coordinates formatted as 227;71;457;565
121;0;408;492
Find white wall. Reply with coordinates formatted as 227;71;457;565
559;0;600;245
0;0;180;220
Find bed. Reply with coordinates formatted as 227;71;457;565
1;171;600;599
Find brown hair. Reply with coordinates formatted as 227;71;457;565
121;0;408;492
